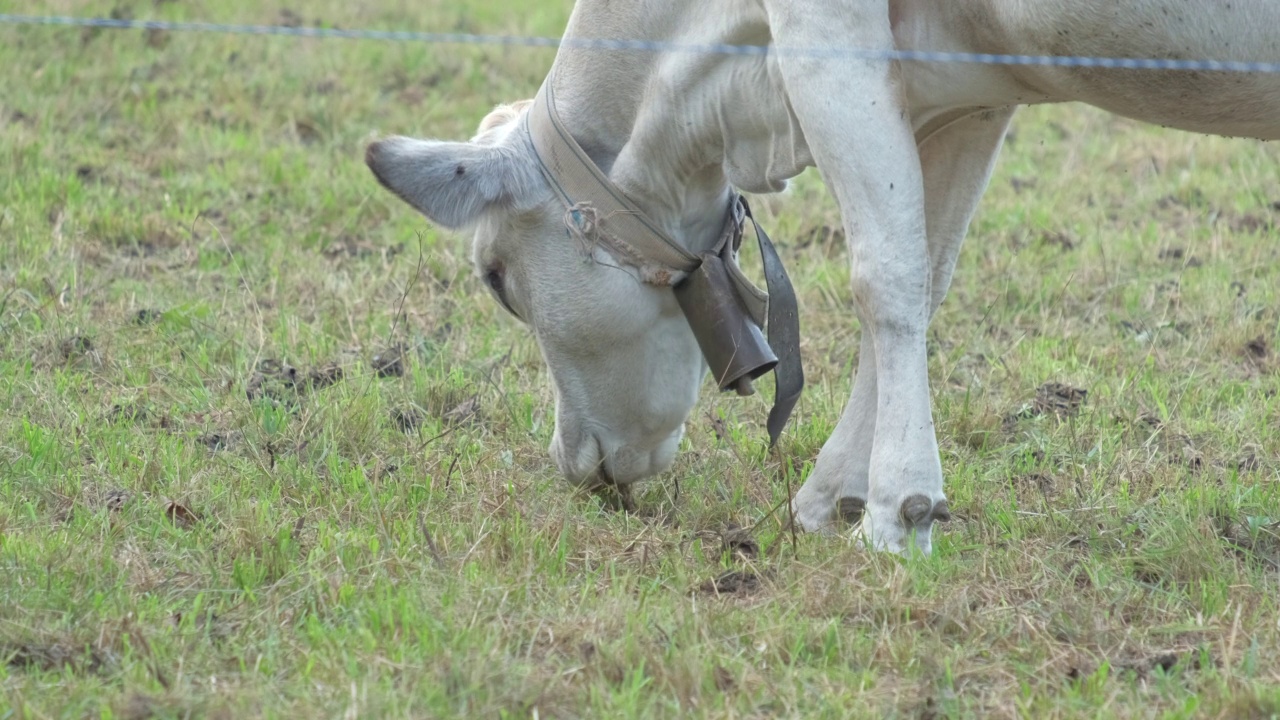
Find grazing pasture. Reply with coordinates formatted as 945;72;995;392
1;1;1279;717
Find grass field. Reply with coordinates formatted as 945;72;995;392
2;1;1279;717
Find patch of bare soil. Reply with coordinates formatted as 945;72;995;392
247;357;350;403
1067;648;1209;684
3;641;109;675
1034;382;1088;417
1005;382;1088;427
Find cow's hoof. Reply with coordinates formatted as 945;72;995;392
837;496;866;525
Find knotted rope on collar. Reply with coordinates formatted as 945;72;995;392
563;202;682;286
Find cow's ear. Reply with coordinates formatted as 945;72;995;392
365;135;544;229
474;99;534;139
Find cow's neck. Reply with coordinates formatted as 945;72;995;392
544;1;804;256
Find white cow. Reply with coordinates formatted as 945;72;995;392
366;0;1280;553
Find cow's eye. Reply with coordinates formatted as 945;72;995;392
484;266;519;319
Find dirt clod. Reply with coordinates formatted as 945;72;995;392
1230;213;1273;234
106;403;147;424
1010;176;1037;193
145;28;170;49
1040;231;1076;251
247;359;301;401
103;489;130;512
1136;412;1164;430
197;434;228;452
307;362;344;389
1244;335;1269;360
708;413;729;442
720;525;759;561
133;309;163;325
391;407;423;433
1235;453;1261;474
4;642;108;674
294;120;322;145
372;346;405;378
277;9;304;27
443;397;480;426
1118;650;1206;677
1034;382;1088;418
796;224;844;251
699;570;760;596
165;501;198;529
1008;382;1088;426
713;665;736;692
59;335;94;359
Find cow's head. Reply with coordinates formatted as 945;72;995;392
366;102;706;489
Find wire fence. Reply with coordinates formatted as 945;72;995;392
3;13;1280;74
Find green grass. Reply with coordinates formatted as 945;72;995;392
2;1;1280;717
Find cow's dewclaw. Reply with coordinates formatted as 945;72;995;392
837;496;866;525
900;494;950;527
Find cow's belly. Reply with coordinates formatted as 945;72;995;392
979;0;1280;139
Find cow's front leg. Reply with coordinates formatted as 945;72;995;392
793;108;1016;540
792;330;878;532
767;3;945;552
